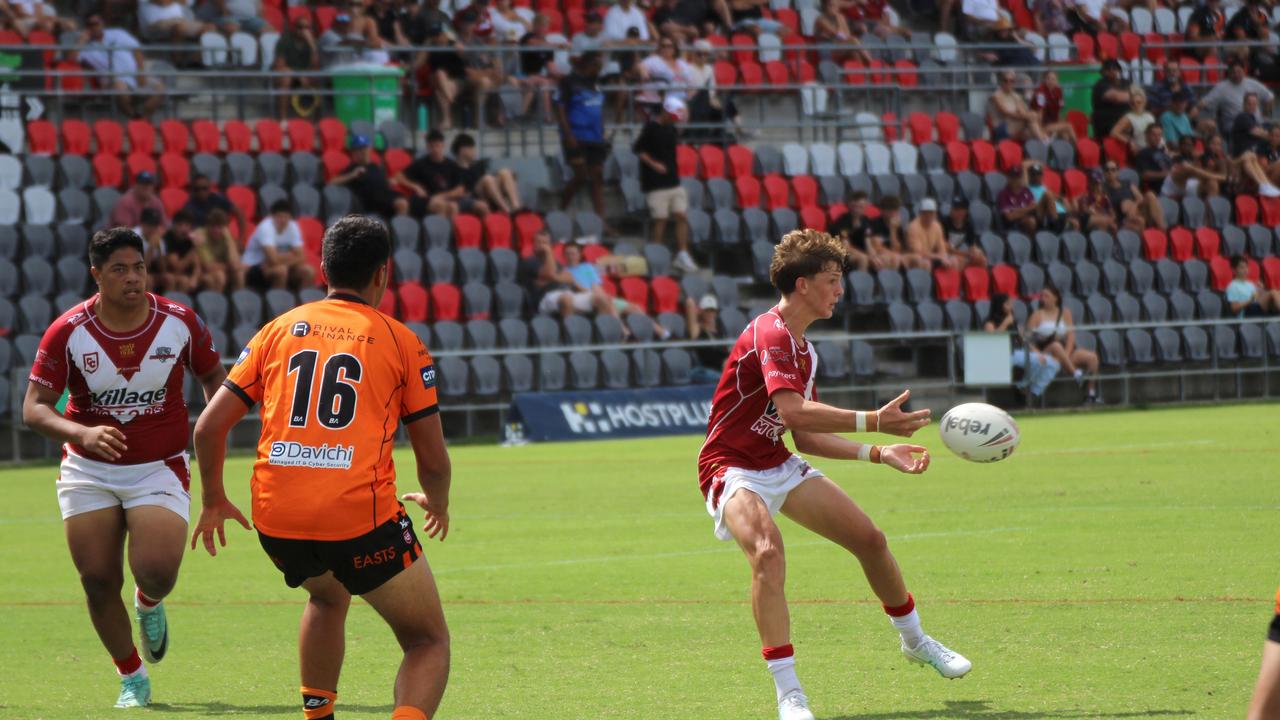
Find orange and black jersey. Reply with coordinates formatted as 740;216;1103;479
225;292;438;541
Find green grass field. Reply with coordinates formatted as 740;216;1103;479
2;403;1277;719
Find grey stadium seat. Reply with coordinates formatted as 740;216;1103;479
1152;326;1182;362
751;241;773;282
1265;323;1280;358
1213;326;1239;361
847;271;876;307
461;282;492;320
643;244;672;276
979;232;1004;264
1034;232;1061;264
662;348;692;385
1005;232;1032;265
633;348;662;387
1114;292;1140;323
1062;231;1087;263
1140;291;1167;321
1125;328;1154;364
1153;258;1180;294
58;188;90;223
538;352;567;391
569;350;599;389
600;349;631;389
530;316;561;346
19;294;52;333
625;313;654;342
490;248;519;285
714;209;741;246
426;248;455;284
499;317;529;348
1195;289;1223;319
264;289;296;319
771;208;798;238
196;290;229;329
433;321;465;352
258;152;288;187
657;312;686;339
503;355;534;393
21;257;54;296
1046;262;1072;295
1101;260;1127;296
1181;259;1208;294
1182;326;1211;361
391;215;420;251
437;356;469;398
1168;290;1195;321
905;268;932;303
563;315;592;345
1248;224;1273;257
457;248;487;284
1096;329;1125;366
742;208;771;245
877;269;904;303
687;208;711;247
1073;260;1100;297
226;152;255;186
424;216;452;249
1116;230;1141;262
816;340;849;379
1086;294;1113;324
1127;259;1154;295
470;356;501;395
851;339;875;378
465;319;497;350
322;185;352;219
916;300;944;331
1088;231;1114;262
58;223;88;258
594;314;625;344
23;224;55;259
945;299;973;329
681;177;705;210
231;288;264;327
1018;263;1045;297
57;257;88;295
888;302;915;333
405;322;431;348
394;249;423;283
1222;225;1247;257
1239;324;1265;360
60;155;92;188
291;184;321;218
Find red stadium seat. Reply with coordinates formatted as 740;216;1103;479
1072;32;1096;62
321;150;350;182
935;112;960;144
384;148;412;178
484;212;513;250
1063;168;1087;199
314;5;338;32
781;31;808;65
1193;227;1220;259
93;120;123;155
799;205;826;231
376;286;397;316
907;112;932;145
1262;257;1280;289
1007;0;1033;28
1067;110;1089;141
1208;255;1232;290
792;60;816;83
158;120;189;155
738;60;763;88
996;140;1023;172
880;112;898;141
397;282;430;322
762;174;789;210
933;267;961;301
963;265;990;301
192;120;220;153
1143;32;1165;62
1118;32;1141;61
597;276;617;297
159;188;188;217
991;263;1018;297
736;176;762;208
1102;137;1130;166
582;244;608;264
791;176;819;210
92;154;123;188
126;152;156;179
227;185;257;223
262;4;285;31
542;8;563;34
565;8;585;35
650;276;681;314
27;120;56;154
843;60;866;85
764;60;790;86
287;5;313;26
1168;227;1194;261
971;140;997;174
1180;58;1201;86
1096;32;1118;60
731;32;755;66
453;214;483;248
514;211;544;256
1202;55;1222;83
1235;195;1259;226
429;283;461;322
61;119;91;155
698;145;726;179
255;119;284;153
893;60;919;88
676;145;698;178
159;153;190;190
713;61;737;86
619;277;650;311
1247;257;1261;283
286;119;317;153
1261;197;1280;228
945;141;971;172
1141;228;1167;260
54;60;84;93
870;61;890;86
127;120;155;154
727;144;755;179
774;7;799;33
1075;138;1100;169
318;118;346;152
298;216;324;254
223;120;252;153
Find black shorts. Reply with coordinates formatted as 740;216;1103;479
245;264;270;290
565;141;609;168
258;508;423;596
1268;613;1280;643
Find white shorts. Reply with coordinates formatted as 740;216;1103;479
56;450;192;522
539;289;594;314
646;186;689;220
705;454;825;541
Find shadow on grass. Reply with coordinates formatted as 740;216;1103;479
149;702;395;715
830;700;1196;719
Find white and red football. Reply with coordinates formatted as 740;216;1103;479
939;403;1020;463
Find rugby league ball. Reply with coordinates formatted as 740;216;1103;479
939;403;1020;463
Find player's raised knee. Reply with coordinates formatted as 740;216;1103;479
131;567;177;599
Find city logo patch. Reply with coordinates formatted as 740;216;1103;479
420;364;436;389
235;346;251;365
82;351;99;373
291;321;311;337
148;346;176;362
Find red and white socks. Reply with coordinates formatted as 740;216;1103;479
135;588;161;611
763;644;801;701
884;592;925;648
113;646;147;679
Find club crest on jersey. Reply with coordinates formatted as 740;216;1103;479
65;312;84;325
165;303;186;314
235;346;250;365
420;364;436;389
82;351;99;373
148;346;176;362
291;321;311;337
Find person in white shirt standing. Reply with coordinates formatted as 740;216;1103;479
74;14;165;118
242;200;316;291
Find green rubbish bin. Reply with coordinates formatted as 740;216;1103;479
330;63;403;130
1058;66;1100;136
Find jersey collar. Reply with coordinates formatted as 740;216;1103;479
326;291;370;306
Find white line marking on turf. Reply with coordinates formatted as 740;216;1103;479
1011;439;1217;456
434;526;1031;575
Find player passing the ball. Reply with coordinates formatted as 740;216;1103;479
190;215;452;720
22;228;227;708
698;229;971;720
1247;588;1280;719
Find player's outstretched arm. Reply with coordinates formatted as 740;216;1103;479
401;412;452;541
22;382;126;461
773;389;930;437
190;386;252;557
793;430;930;474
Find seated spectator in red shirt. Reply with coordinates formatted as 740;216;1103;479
1075;170;1117;233
110;171;168;229
997;166;1042;234
1029;70;1077;141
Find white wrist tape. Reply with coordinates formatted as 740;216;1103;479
855;412;867;433
857;444;872;462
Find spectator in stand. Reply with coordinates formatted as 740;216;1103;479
243;200;314;291
1101;159;1164;231
1224;0;1275;76
111;171;167;228
1230;92;1271;157
333;134;418;218
941;199;987;266
366;0;410;48
814;0;872;65
1147;60;1198;116
138;0;212;42
135;207;171;291
1027;283;1099;402
652;0;728;43
1184;0;1224;60
989;70;1046;142
1226;255;1280;317
959;0;1001;39
1230;105;1280;197
1261;125;1280;187
985;293;1059;400
319;9;388;67
571;7;608;57
997;165;1043;234
454;8;506;128
684;39;747;141
1024;162;1074;231
75;14;164;118
420;14;467;131
1139;125;1228;199
1160;90;1197;146
724;0;783;35
182;174;248;232
394;129;475;219
562;241;669;339
192;208;243;292
1200;134;1236;198
451;133;522;214
1091;59;1131;141
488;0;529;42
3;0;73;33
684;293;728;383
272;15;321;118
637;37;695;115
635;97;698;274
162;210;202;294
519;229;597;316
195;0;266;35
1133;123;1173;195
405;0;451;44
604;0;654;44
1067;0;1105;34
1029;70;1077;141
829;191;873;272
867;195;925;270
1076;170;1117;233
846;0;909;39
1110;88;1157;155
556;52;610;229
1199;58;1274;138
1031;0;1071;36
905;198;963;269
516;13;567;122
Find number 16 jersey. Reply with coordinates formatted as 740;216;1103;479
225;292;439;541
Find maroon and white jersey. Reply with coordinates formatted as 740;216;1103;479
28;293;221;465
697;306;817;499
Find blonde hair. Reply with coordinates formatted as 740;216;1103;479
769;229;847;294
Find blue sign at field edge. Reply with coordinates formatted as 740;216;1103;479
511;385;717;442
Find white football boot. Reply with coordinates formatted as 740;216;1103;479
777;689;816;720
902;635;972;678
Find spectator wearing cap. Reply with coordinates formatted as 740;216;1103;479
394;129;479;219
451;133;522;214
1075;170;1117;233
335;134;422;217
996;165;1042;234
1146;60;1198;116
635;96;698;274
685;293;728;384
182;174;248;233
906;199;965;270
1101;158;1164;232
75;14;165;119
110;171;168;229
556;51;610;226
272;14;321;118
989;70;1047;143
243;200;314;291
193;207;244;292
406;0;451;44
866;195;925;270
1110;88;1156;155
1024;161;1075;232
1198;59;1275;137
940;199;987;266
1091;59;1131;141
1160;90;1197;145
134;207;171;291
138;0;213;43
162;210;202;294
828;191;873;272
